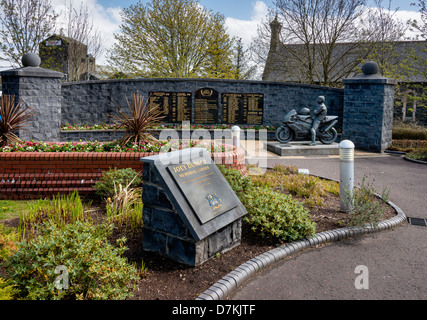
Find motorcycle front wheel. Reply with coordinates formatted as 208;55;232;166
318;127;338;144
275;125;293;143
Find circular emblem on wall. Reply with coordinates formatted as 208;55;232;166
201;89;213;97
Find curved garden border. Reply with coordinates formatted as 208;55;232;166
196;181;407;300
385;150;427;165
403;156;427;165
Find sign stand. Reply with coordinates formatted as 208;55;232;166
140;148;247;266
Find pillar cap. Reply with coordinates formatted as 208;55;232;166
362;61;379;75
22;53;41;67
342;61;396;85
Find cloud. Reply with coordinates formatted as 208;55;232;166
225;1;269;48
356;5;423;40
394;9;424;39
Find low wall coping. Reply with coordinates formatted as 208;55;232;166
0;66;63;79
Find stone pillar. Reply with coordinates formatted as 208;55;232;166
0;53;63;142
342;62;397;153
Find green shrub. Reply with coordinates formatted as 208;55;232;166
94;168;142;199
217;165;254;196
0;277;17;300
389;139;427;152
242;186;316;242
406;148;427;161
348;178;390;228
0;224;18;260
250;165;339;208
271;164;298;175
218;165;316;242
392;122;427;140
5;221;139;300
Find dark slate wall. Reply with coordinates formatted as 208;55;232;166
61;78;344;128
2;68;63;142
342;76;397;152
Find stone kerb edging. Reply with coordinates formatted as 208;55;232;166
196;181;407;300
385;150;427;165
403;156;427;165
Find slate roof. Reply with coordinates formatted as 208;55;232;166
263;34;427;84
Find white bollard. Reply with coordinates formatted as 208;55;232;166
297;169;310;175
231;125;241;148
340;140;355;212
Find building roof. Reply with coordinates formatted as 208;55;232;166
262;20;427;84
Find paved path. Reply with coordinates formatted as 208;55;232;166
228;146;426;300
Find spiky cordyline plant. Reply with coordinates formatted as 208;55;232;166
0;95;38;147
109;93;165;146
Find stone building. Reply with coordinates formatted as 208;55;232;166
263;17;427;124
39;34;96;81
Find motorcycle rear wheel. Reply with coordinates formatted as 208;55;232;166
275;125;293;143
318;127;338;144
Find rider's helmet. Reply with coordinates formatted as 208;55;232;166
299;107;310;115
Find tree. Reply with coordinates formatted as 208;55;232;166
233;38;257;80
203;13;235;79
256;0;365;85
0;0;57;67
108;0;235;78
399;0;427;121
359;0;410;80
409;0;427;39
270;0;368;86
255;0;419;86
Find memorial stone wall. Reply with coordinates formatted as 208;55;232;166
61;78;344;128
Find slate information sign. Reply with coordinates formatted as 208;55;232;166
140;148;247;265
167;159;239;224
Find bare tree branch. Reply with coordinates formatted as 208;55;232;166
0;0;57;66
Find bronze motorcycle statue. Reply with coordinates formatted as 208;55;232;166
275;107;338;144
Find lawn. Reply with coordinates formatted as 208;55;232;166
0;200;33;221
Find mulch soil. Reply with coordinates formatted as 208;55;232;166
0;188;396;301
125;192;395;300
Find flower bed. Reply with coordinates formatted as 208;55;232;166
0;140;234;153
61;123;277;131
0;141;246;200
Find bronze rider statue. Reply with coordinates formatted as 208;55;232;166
310;96;327;146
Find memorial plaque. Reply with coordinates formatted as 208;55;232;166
222;93;264;124
194;88;219;124
167;159;239;224
149;91;191;123
222;93;242;124
245;93;264;124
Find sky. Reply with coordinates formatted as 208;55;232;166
0;0;424;69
